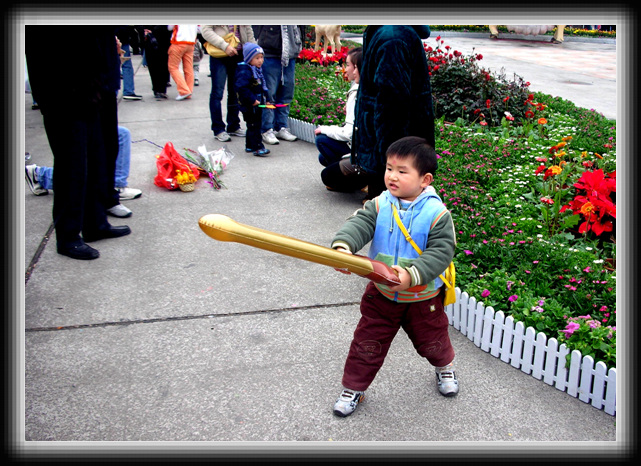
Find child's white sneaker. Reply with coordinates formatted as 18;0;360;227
333;388;364;417
435;363;459;397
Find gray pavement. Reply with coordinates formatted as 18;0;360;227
21;33;619;456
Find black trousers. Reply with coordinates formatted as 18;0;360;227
43;91;119;248
242;106;265;151
145;44;170;94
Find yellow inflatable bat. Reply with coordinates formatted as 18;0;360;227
198;214;401;286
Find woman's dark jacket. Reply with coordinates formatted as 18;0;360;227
351;25;435;175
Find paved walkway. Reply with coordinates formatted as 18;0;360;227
20;31;619;458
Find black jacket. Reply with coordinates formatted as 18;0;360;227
351;25;435;175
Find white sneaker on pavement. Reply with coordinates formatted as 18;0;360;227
262;129;279;145
107;203;132;218
229;128;246;137
116;187;142;200
215;131;231;142
275;127;297;141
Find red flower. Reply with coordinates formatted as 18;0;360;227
565;169;616;236
486;99;491;108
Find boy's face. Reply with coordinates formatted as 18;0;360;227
384;154;433;202
249;53;264;68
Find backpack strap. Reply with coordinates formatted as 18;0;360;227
391;204;454;294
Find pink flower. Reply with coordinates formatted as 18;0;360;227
562;322;581;337
481;289;491;298
508;295;518;302
464;250;473;255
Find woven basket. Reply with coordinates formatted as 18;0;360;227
178;183;195;192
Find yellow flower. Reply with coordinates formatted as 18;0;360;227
581;151;588;158
549;165;562;175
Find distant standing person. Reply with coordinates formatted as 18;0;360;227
115;26;142;100
167;24;199;100
351;25;436;202
235;43;272;157
253;25;304;145
201;25;256;142
143;25;172;100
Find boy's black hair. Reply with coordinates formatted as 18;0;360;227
347;47;362;71
386;136;438;176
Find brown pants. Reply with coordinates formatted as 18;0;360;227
342;282;455;391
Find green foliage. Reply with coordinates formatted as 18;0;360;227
290;39;617;369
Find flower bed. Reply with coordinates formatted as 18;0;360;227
292;35;616;369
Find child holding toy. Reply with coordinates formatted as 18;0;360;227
235;43;272;157
330;136;459;417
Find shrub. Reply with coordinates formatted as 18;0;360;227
426;36;532;126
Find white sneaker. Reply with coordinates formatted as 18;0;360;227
107;204;132;218
333;388;365;417
229;128;246;137
262;129;279;145
176;93;192;101
275;127;297;141
25;164;48;196
215;131;231;142
116;187;142;200
435;363;459;397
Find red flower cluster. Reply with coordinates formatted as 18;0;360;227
298;46;349;66
560;169;617;236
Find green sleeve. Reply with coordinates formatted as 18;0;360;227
331;198;379;253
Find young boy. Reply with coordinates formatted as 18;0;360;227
331;136;458;417
235;43;271;157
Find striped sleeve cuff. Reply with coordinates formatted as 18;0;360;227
407;265;422;287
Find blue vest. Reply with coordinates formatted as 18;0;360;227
369;189;449;302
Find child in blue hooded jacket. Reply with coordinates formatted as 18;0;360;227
331;136;458;417
235;43;272;156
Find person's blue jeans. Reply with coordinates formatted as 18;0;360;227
121;44;136;96
114;126;131;187
37;126;131;190
36;166;54;191
315;134;351;167
261;57;296;133
208;55;242;135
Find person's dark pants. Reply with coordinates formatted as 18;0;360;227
146;45;170;94
242;106;265;151
315;134;350;167
43;91;119;248
320;159;367;192
209;54;242;135
341;282;455;392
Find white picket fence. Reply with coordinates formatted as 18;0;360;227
288;118;317;144
446;288;616;416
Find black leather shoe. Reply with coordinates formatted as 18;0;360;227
83;225;131;242
57;243;100;260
